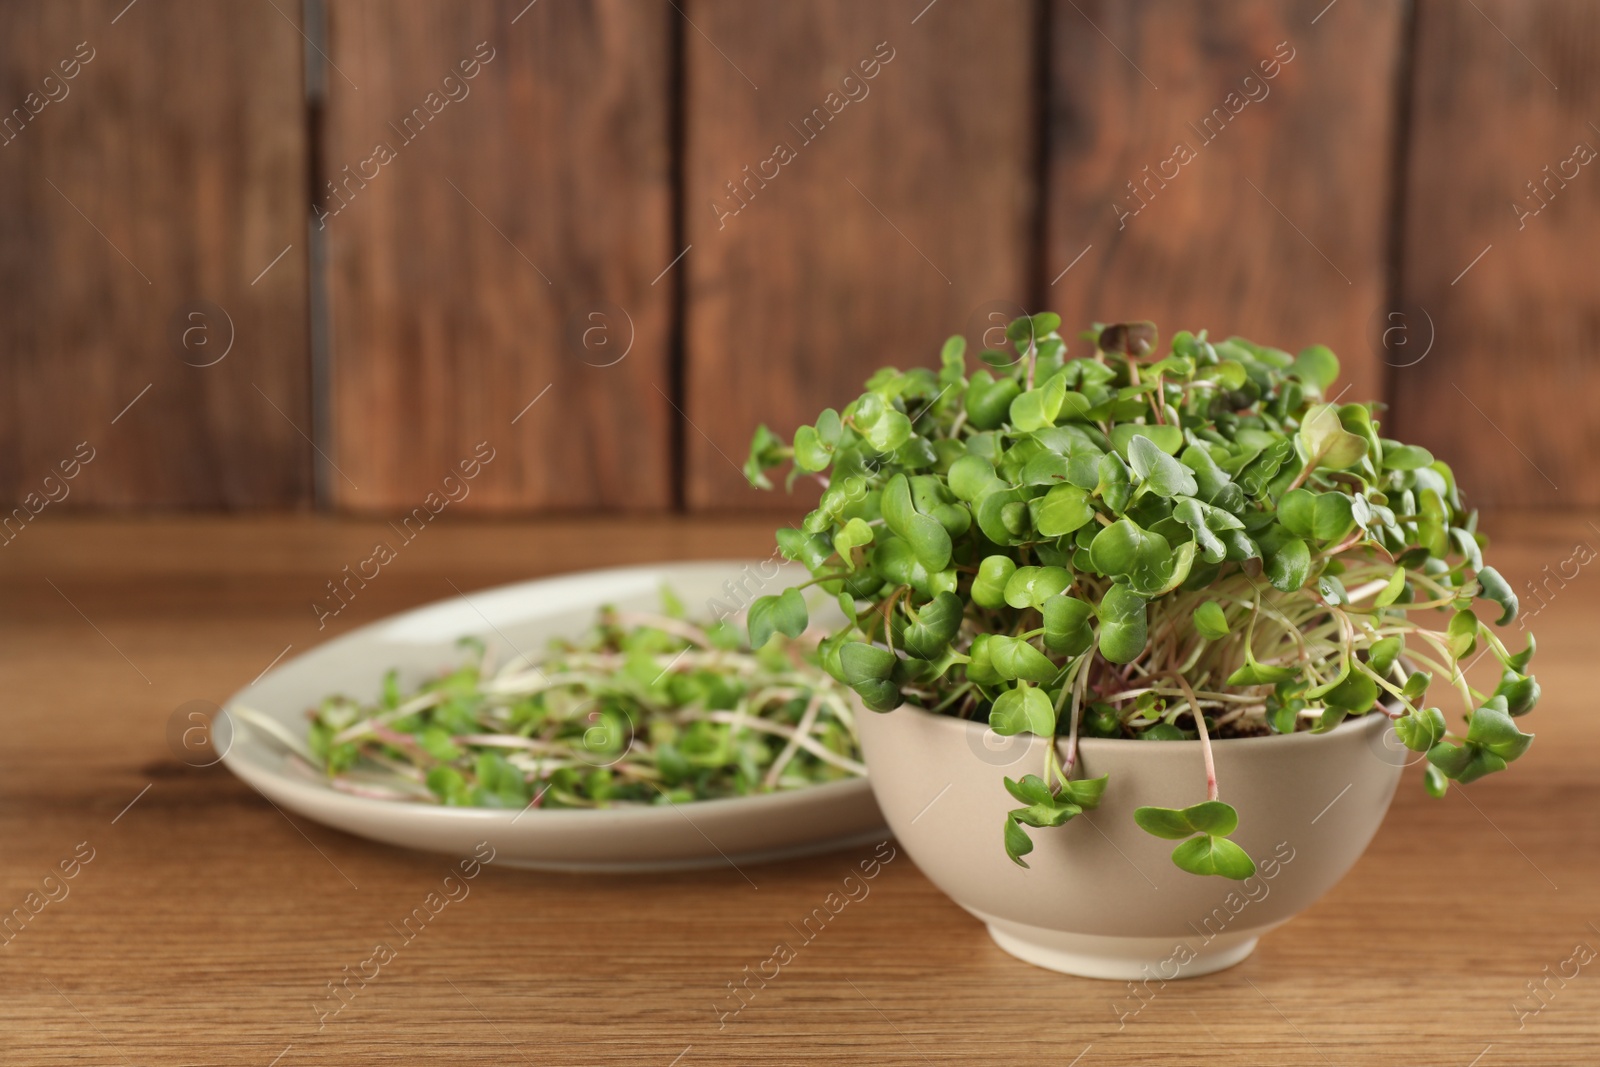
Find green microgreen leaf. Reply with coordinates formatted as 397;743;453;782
989;681;1056;736
1003;565;1073;610
1030;483;1096;537
1128;433;1199;498
1043;595;1095;656
893;591;964;660
1475;566;1518;625
1096;583;1147;664
748;588;808;650
1193;601;1230;640
1171;834;1257;880
1297;402;1369;473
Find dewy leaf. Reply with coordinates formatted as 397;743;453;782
989;681;1057;737
1297;402;1369;473
1128;434;1199;498
1171;835;1256;880
1146;540;1198;597
1097;584;1148;664
1172;496;1241;565
1475;566;1519;625
1089;518;1173;587
748;588;808;649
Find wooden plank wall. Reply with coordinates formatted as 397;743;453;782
320;0;675;513
681;0;1037;511
1393;0;1600;509
1044;0;1400;411
0;0;1594;514
0;0;310;510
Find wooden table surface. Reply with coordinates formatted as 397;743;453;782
3;513;1597;1066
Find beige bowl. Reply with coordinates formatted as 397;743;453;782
856;705;1406;979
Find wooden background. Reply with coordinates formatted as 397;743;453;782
1;0;1595;514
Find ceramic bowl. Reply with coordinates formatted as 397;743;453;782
856;704;1406;978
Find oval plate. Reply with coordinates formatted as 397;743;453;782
219;560;885;871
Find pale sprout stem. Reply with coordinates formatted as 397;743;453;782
763;692;822;789
1170;671;1218;802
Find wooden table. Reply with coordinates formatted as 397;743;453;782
4;514;1597;1066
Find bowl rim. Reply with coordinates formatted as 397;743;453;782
874;698;1395;751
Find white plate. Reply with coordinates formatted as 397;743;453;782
219;560;885;871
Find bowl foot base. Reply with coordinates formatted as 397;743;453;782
981;915;1260;980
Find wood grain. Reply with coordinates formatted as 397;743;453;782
1392;0;1600;507
1044;0;1401;407
1;513;1597;1065
681;0;1037;511
0;0;311;509
320;0;674;513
